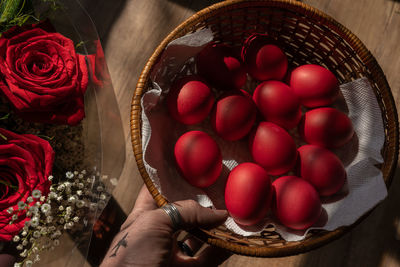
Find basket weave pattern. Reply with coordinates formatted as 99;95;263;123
131;0;399;257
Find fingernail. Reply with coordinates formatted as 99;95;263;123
212;209;228;217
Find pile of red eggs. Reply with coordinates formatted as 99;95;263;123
168;33;354;230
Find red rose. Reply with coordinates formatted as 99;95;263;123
87;40;111;88
0;22;88;125
0;128;54;241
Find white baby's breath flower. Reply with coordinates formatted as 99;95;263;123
40;196;46;202
33;231;41;238
78;183;84;189
48;175;53;181
7;207;13;214
78;174;84;179
90;203;97;210
34;254;40;262
41;203;51;214
32;189;42;199
26;211;32;217
25;260;33;267
66;206;72;214
13;235;20;242
17;201;26;210
96;186;103;192
27;196;34;203
81;170;87;175
40;227;47;235
16;244;23;250
101;175;108;180
29;206;38;214
32;246;39;254
21;230;27;236
20;249;27;257
76;190;83;196
12;214;18;220
35;201;40;207
57;184;65;192
13;262;21;267
76;200;85;208
73;216;79;223
65;171;74;179
58;206;64;211
68;196;76;204
100;194;107;200
56;196;63;202
98;200;106;209
110;178;118;186
31;217;39;228
46;216;53;223
58;218;65;224
22;239;28;246
74;171;79;175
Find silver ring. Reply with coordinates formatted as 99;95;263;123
161;203;182;231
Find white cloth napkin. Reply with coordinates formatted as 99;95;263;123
140;29;387;241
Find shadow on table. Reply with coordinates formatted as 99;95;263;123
298;167;400;267
78;0;127;45
168;0;222;11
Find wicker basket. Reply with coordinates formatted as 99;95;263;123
130;0;399;257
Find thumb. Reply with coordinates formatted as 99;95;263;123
163;200;228;230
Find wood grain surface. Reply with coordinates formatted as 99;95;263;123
79;0;400;266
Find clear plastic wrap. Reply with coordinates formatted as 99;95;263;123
0;0;125;266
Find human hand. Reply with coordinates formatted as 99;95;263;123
100;185;230;267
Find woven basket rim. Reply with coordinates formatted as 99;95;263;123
130;0;399;257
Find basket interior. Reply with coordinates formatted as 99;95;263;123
132;0;398;257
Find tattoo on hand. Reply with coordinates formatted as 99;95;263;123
110;232;128;257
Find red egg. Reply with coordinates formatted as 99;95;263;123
174;131;222;188
249;122;297;175
211;92;257;141
299;107;354;148
167;75;214;125
252;80;301;129
289;64;339;107
241;33;288;81
297;145;346;196
225;162;272;226
196;43;246;90
273;176;322;230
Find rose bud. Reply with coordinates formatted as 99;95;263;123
167;75;214;125
174;131;222;188
241;33;288;81
196;43;246;90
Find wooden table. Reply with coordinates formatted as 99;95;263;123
79;0;400;266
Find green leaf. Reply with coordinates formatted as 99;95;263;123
0;0;24;23
0;113;9;120
0;132;7;140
